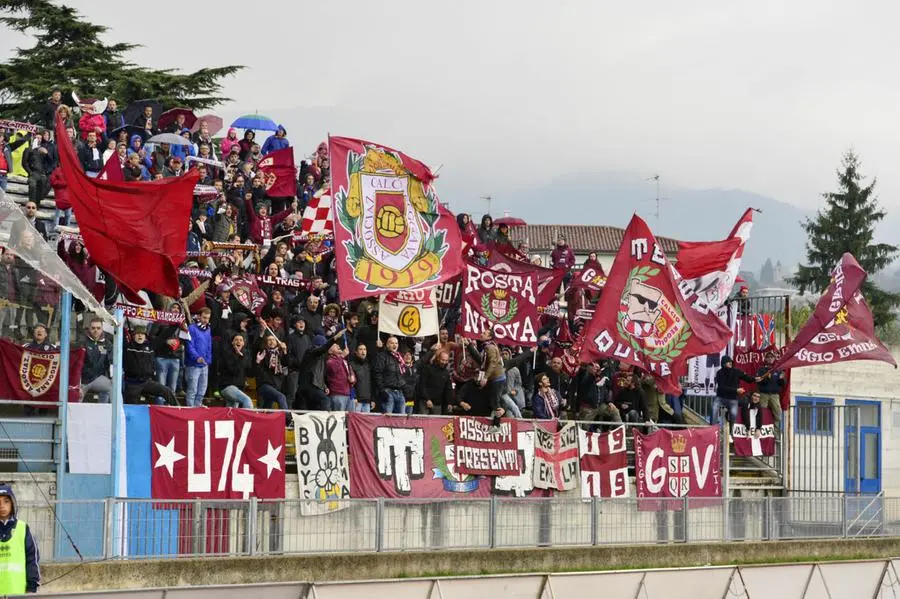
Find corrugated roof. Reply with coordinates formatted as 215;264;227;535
509;224;680;254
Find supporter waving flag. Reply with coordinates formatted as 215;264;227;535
580;214;732;393
300;188;334;237
329;136;464;301
55;114;198;298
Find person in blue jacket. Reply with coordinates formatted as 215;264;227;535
127;134;153;170
261;125;290;155
0;484;40;594
185;308;213;407
169;128;197;162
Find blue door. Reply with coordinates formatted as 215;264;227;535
845;400;881;495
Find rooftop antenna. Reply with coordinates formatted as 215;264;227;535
645;174;671;223
480;195;493;215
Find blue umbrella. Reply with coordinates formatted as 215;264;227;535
231;114;278;132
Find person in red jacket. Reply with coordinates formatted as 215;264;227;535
49;167;71;231
324;343;356;411
244;197;295;246
550;235;576;286
74;95;107;141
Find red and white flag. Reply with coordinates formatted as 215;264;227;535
579;425;629;498
676;208;753;310
150;407;285;500
300;188;334;237
579;214;732;393
533;422;580;491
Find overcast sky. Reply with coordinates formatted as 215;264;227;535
4;0;900;222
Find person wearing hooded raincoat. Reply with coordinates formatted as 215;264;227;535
261;125;290;155
220;127;241;156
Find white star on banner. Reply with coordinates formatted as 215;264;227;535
257;440;283;479
154;436;185;478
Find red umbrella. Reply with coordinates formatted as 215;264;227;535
494;216;527;227
157;108;197;131
191;114;224;136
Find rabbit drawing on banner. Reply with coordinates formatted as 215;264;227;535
311;414;345;504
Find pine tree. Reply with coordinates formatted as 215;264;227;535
0;0;243;120
791;150;899;326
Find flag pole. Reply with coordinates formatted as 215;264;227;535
56;291;73;497
110;307;125;498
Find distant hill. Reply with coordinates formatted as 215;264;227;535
448;171;813;272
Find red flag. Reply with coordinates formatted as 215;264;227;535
98;155;124;182
460;260;543;346
676;208;753;309
570;261;607;292
0;339;85;402
579;214;732;393
485;247;566;306
329;136;464;301
634;427;721;509
579;426;629;498
773;253;896;370
55;115;197;298
223;274;268;316
150;406;285;500
257;147;296;198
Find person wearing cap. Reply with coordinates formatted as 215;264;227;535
123;326;176;405
713;355;755;426
163;155;185;178
755;351;785;433
0;483;40;594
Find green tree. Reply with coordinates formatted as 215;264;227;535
791;150;899;326
0;0;243;120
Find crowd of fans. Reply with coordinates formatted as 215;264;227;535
0;91;780;430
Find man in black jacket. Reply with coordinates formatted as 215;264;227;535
350;344;374;412
577;361;620;424
374;336;406;414
123;327;176;405
77;131;103;175
714;355;755;425
755;351;785;433
22;131;56;204
283;317;310;407
79;317;112;403
416;350;452;415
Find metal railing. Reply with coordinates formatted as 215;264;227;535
16;494;900;563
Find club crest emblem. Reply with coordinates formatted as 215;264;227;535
616;266;691;361
334;147;449;291
19;350;60;397
482;289;518;324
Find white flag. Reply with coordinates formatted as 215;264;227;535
378;288;439;338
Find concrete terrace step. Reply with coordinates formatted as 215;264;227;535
3;181;58;221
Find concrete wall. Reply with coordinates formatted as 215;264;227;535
37;538;900;594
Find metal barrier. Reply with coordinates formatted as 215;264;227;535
16;494;900;563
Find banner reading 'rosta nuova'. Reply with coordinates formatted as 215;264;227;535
347;413;550;499
460;261;542;346
329;136;464;301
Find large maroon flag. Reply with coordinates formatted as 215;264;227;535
580;214;732;393
570;260;607;292
0;339;85;402
55;115;198;298
149;407;285;500
772;253;896;370
329;136;464;301
257;147;295;198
